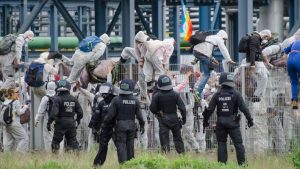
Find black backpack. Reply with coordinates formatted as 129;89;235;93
0;100;15;125
24;62;45;87
46;95;54;117
0;34;18;55
238;34;251;53
89;95;102;129
189;31;211;46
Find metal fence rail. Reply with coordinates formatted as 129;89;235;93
0;62;297;153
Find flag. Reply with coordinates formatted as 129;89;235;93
180;0;193;42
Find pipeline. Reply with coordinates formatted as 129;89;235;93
24;36;190;49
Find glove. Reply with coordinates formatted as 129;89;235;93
203;120;209;128
140;126;145;135
92;128;101;143
47;123;51;131
247;119;254;128
119;57;127;64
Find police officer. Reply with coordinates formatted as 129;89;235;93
47;80;83;153
150;75;186;154
203;72;254;165
102;79;145;164
90;83;117;166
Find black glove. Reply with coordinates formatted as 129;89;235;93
47;122;51;131
248;119;254;128
140;126;145;135
182;117;186;125
203;120;209;128
92;128;101;142
120;57;127;63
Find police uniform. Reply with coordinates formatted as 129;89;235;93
103;79;145;164
91;83;116;166
203;73;254;165
150;75;186;154
47;80;83;152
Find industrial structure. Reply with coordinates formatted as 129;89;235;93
0;0;299;62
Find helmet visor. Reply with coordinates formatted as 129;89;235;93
99;86;110;94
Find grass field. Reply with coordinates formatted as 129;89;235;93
0;148;295;169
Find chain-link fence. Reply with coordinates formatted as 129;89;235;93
1;61;297;153
116;62;298;153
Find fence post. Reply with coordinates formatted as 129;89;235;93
241;66;248;150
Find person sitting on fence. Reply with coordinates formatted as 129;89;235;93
25;52;60;99
143;38;175;89
283;36;300;109
66;34;110;83
240;29;272;102
0;30;34;90
192;30;235;99
120;47;148;101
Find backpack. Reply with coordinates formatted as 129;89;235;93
0;34;18;55
79;36;101;52
20;108;30;124
24;62;45;87
0;101;15;125
189;31;211;46
238;34;251;53
46;95;54;117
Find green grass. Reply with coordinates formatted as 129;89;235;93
0;148;295;169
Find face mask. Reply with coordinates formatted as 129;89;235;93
25;38;30;42
262;39;268;44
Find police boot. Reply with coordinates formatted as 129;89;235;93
217;142;228;164
51;143;60;154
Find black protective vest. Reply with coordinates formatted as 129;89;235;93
57;95;78;118
215;91;237;117
115;95;138;121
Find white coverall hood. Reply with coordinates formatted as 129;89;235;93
121;47;136;60
46;81;56;96
216;30;228;40
35;52;54;65
24;30;34;40
135;31;148;43
259;29;272;38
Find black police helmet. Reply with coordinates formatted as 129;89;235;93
219;72;235;88
99;83;114;95
119;79;135;94
157;75;173;91
57;80;71;92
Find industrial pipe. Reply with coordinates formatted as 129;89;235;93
0;36;191;49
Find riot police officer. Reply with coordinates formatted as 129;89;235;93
102;79;145;164
203;72;254;165
47;80;83;153
90;83;117;166
150;75;186;154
